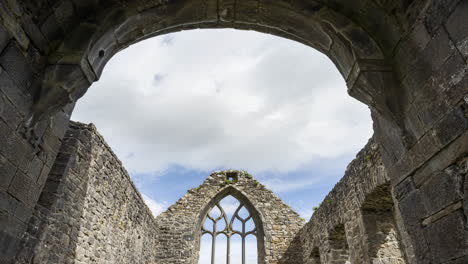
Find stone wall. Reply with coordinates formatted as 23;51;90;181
153;170;305;264
15;122;306;264
16;122;159;263
9;119;467;264
300;138;409;264
0;1;75;260
0;0;467;262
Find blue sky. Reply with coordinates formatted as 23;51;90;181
71;29;373;221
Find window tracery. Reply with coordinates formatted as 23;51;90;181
200;195;258;264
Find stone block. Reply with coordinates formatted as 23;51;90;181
40;13;63;43
21;15;48;52
432;106;468;147
408;132;440;171
394;177;415;201
424;0;460;36
0;153;16;191
26;155;45;181
14;201;33;222
330;34;355;80
412;82;451;132
411;22;431;50
8;171;32;204
0;92;22;130
37;164;50;186
424;26;455;73
413;131;468;188
0;66;33;116
397;189;427;227
430;52;468;107
87;31;118;79
0;41;35;92
0;24;11;54
0;230;20;262
54;0;77;33
445;0;468;60
49;103;74;139
340;26;383;59
0;191;18;214
424;210;468;262
0;120;30;167
419;168;463;216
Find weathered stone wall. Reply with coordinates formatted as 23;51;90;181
15;122;159;264
0;0;467;263
153;170;305;264
0;1;75;260
300;138;409;264
72;122;159;264
15;122;306;264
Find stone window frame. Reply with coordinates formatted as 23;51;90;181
195;186;266;264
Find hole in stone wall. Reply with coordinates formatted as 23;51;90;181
328;224;350;264
98;50;105;58
226;172;238;182
309;247;321;264
362;184;406;263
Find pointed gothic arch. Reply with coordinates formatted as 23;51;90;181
196;186;267;264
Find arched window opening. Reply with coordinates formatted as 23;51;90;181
308;247;321;264
328;224;350;264
362;184;406;264
199;195;258;264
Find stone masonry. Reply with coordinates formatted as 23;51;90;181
300;138;410;264
12;122;418;264
154;170;305;264
15;122;159;264
0;0;467;263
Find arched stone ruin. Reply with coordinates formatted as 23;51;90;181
0;0;467;263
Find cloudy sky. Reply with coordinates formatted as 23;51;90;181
72;29;372;223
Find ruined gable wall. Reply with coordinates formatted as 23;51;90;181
153;171;306;264
15;122;159;264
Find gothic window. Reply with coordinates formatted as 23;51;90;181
199;195;258;264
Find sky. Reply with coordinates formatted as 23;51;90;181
71;28;373;223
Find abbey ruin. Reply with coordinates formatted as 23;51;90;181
0;0;467;263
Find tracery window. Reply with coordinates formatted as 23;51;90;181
199;195;258;264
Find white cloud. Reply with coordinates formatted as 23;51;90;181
72;29;372;177
141;194;167;217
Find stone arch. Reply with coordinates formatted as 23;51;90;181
196;185;267;264
23;0;410;143
361;183;407;264
328;224;351;264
